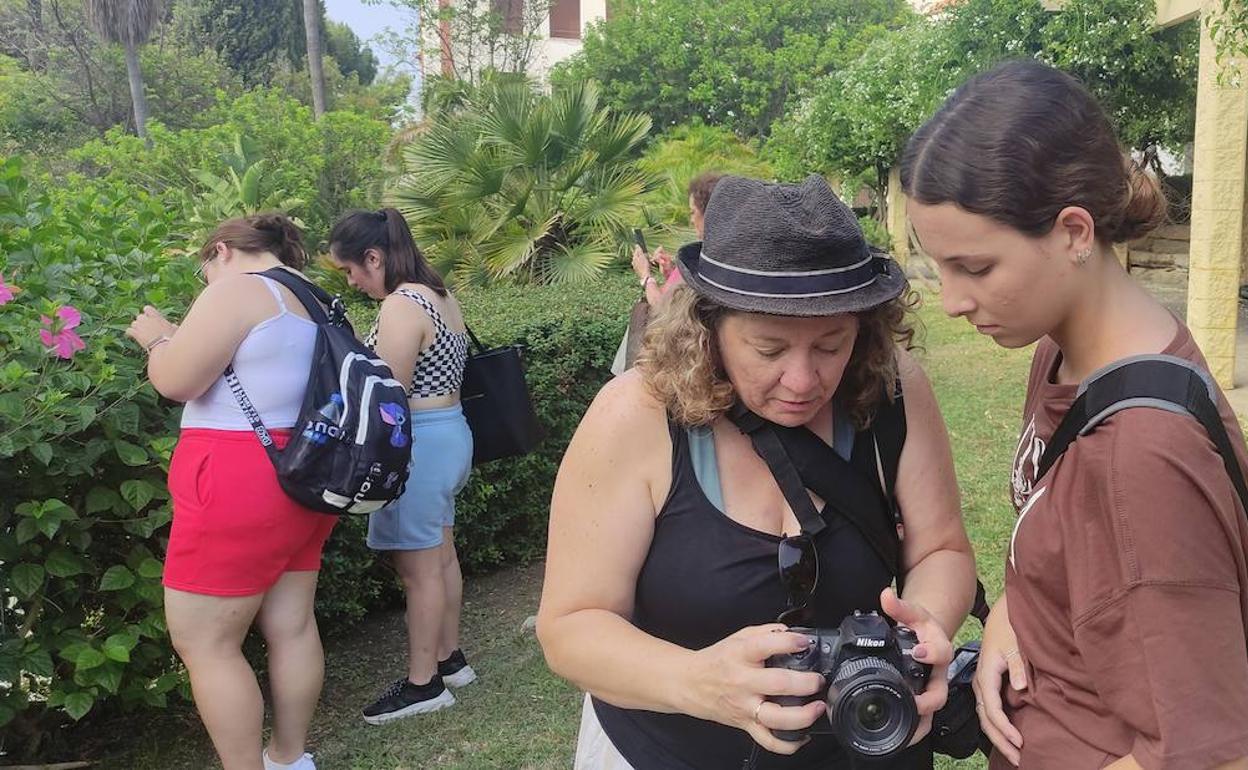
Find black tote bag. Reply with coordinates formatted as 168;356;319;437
460;327;543;465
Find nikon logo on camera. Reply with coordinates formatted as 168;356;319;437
855;638;886;648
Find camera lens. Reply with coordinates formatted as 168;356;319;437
826;657;918;758
857;694;889;731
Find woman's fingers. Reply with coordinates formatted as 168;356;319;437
913;673;947;716
1006;649;1028;691
741;627;811;665
755;698;826;732
976;653;1023;750
754;667;825;698
742;717;811;756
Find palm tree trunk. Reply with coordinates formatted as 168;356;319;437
303;0;326;118
123;40;150;145
26;0;44;71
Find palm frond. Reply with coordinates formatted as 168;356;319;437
481;215;558;279
539;238;617;285
590;112;653;167
85;0;163;46
403;120;479;194
566;167;653;232
551;80;603;152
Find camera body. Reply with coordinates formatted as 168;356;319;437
765;611;931;758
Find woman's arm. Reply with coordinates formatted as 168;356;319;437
892;348;978;636
129;275;268;402
536;374;825;754
372;292;430;386
537;374;685;709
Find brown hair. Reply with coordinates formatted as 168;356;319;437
200;213;308;269
637;285;917;429
329;208;447;295
901;60;1166;244
687;172;724;218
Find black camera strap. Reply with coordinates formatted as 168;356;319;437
728;390;991;625
727;401;901;579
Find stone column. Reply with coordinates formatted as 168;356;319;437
1187;7;1248;388
886;165;911;268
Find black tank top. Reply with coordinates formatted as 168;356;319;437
592;418;933;770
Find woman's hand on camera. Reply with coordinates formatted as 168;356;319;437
686;624;826;755
972;597;1026;766
880;587;954;745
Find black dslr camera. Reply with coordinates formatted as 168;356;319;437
765;611;932;758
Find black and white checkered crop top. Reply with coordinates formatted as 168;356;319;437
365;288;470;398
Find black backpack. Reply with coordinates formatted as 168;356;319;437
227;268;413;515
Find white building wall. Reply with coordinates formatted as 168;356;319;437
529;0;607;84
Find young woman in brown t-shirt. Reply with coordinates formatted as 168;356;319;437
902;60;1248;770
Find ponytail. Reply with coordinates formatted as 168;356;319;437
329;208;447;295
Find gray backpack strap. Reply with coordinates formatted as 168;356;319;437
1037;355;1248;516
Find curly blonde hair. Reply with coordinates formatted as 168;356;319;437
636;285;917;429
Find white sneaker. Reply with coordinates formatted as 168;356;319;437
438;649;478;688
264;750;316;770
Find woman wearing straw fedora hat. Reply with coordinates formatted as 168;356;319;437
538;175;977;769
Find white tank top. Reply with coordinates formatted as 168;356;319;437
181;275;318;431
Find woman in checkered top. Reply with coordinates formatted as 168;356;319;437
328;208;477;725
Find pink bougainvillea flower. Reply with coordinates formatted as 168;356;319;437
0;272;17;306
39;305;86;360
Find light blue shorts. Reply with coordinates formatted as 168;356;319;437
367;404;473;551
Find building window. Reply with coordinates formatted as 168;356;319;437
550;0;580;39
493;0;524;35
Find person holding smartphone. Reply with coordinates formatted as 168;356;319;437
630;172;722;306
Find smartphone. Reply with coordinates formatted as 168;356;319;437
632;228;649;255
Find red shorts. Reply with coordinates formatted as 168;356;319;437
164;429;337;597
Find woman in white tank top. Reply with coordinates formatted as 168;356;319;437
125;214;330;770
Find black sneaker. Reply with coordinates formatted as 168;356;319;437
361;675;455;725
438;649;477;688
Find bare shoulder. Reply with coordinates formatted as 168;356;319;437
570;369;669;460
378;287;432;328
190;273;274;322
896;346;939;411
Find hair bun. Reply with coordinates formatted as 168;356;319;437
1109;159;1167;243
248;212;307;269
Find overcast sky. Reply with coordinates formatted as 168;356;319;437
322;0;415;74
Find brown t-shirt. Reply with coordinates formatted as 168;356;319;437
990;325;1248;770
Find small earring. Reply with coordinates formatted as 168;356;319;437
1076;248;1091;265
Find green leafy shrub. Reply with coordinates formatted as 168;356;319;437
67;89;391;247
636;123;774;232
0;158;193;755
550;0;913;139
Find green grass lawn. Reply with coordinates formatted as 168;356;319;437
111;295;1032;770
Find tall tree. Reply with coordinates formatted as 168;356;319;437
303;0;325;117
171;0;307;86
84;0;163;142
550;0;914;139
325;19;378;84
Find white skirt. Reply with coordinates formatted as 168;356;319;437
574;693;637;770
